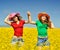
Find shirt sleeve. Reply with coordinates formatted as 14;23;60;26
11;22;14;27
22;20;25;24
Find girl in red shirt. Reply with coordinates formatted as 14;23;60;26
4;13;29;46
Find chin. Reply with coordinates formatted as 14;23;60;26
42;19;45;21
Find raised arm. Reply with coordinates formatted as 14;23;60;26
27;11;36;25
4;15;11;25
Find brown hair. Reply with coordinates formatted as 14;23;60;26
38;13;51;28
14;15;22;21
11;15;22;21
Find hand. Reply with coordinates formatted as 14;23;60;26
27;11;31;16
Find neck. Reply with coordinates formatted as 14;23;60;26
16;20;20;24
41;20;45;23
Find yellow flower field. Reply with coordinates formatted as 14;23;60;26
0;27;60;50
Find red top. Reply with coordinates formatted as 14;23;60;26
11;20;25;37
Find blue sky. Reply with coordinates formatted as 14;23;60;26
0;0;60;27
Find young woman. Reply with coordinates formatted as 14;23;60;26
4;12;29;46
27;11;54;50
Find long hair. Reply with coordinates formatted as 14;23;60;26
38;13;51;28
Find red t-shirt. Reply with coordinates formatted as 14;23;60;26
11;20;25;37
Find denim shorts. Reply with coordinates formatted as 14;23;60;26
37;37;50;46
11;36;24;46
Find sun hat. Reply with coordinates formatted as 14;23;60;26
9;13;20;21
38;12;50;20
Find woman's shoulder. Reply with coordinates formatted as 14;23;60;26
36;20;41;23
20;20;25;22
11;21;16;25
10;21;16;26
20;20;25;24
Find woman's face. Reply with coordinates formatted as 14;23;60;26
41;16;47;21
13;16;18;22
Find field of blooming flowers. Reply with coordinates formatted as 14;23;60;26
0;27;60;50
